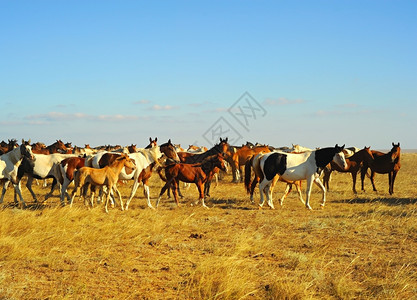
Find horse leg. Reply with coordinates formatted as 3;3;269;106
13;182;27;208
279;183;292;207
313;177;327;208
264;181;275;209
250;176;259;204
390;170;398;195
172;180;180;207
204;180;211;198
294;181;305;205
360;166;368;192
125;180;141;210
113;185;124;211
0;180;10;204
26;176;38;203
45;177;58;200
156;179;172;208
305;177;314;210
370;170;377;192
351;171;358;194
323;169;331;191
258;179;268;208
142;182;154;209
197;182;208;208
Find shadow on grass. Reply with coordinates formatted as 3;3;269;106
208;198;254;210
334;197;417;206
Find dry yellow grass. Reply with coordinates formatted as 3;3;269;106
1;154;416;299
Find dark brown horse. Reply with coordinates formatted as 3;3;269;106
156;153;228;208
323;147;374;194
31;140;68;154
360;143;401;195
0;139;18;155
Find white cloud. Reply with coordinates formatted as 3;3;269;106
133;99;151;105
25;112;140;122
150;104;178;111
264;97;305;106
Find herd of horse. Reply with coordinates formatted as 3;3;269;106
0;138;402;212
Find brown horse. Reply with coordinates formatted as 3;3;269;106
360;143;401;195
230;145;272;182
0;139;18;155
31;140;68;154
244;152;303;207
178;138;232;164
156;153;228;208
323;147;374;194
71;153;136;212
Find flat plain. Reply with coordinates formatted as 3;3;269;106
0;153;416;299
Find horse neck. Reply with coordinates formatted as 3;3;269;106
315;148;338;169
201;158;218;174
109;158;127;175
5;147;22;165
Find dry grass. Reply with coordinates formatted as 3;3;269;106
1;154;416;299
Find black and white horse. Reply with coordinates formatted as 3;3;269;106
257;145;347;210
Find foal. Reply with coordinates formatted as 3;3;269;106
71;154;136;213
156;153;228;208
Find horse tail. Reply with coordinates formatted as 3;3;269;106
244;155;254;194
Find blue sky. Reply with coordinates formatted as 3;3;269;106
1;1;416;149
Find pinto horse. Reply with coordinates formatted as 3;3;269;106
123;138;180;210
0;140;35;207
244;152;304;207
256;145;347;210
360;143;401;195
156;153;228;208
323;147;374;194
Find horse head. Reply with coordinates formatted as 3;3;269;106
390;142;401;163
361;146;374;163
216;153;228;173
333;144;347;170
146;137;158;149
20;139;35;160
160;140;180;162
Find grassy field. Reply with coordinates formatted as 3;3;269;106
0;154;416;299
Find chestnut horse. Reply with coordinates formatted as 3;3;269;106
230;145;272;182
360;143;401;195
156;153;228;208
31;140;68;154
323;147;374;194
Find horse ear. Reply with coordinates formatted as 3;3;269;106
168;139;171;144
392;142;395;147
341;144;345;149
155;137;158;142
149;137;152;143
28;139;31;144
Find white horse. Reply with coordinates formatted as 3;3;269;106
1;153;79;204
0;140;35;207
258;145;347;210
